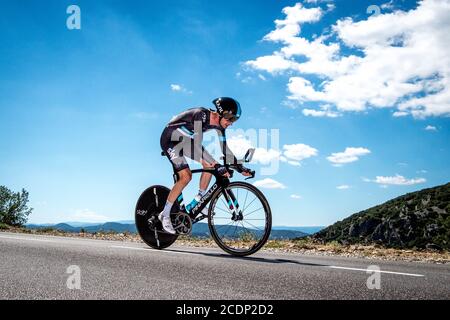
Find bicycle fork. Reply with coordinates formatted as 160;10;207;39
222;189;242;221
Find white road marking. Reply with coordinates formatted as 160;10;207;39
0;235;53;242
110;245;191;255
0;233;129;246
0;233;428;278
111;245;426;277
328;266;425;277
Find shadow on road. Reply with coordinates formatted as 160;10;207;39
158;248;329;267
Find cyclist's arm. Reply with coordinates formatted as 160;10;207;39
191;110;217;166
190;129;217;166
216;130;253;176
217;129;238;165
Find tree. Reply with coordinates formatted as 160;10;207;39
0;186;33;227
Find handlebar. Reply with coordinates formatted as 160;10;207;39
226;163;255;180
217;155;255;180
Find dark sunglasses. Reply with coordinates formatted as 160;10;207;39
222;112;239;122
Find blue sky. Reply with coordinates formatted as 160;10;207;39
1;0;449;226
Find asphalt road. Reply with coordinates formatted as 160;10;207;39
0;232;449;300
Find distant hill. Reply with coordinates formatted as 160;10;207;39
58;222;105;227
26;222;308;240
314;183;450;249
272;226;325;235
27;222;138;234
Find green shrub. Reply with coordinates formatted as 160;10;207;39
0;186;33;227
0;222;10;230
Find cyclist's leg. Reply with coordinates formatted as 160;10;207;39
157;167;191;234
161;128;193;203
199;160;214;194
162;143;192;208
167;168;192;204
194;161;214;216
159;128;193;233
181;136;213;210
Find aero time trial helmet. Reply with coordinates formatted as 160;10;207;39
212;97;242;122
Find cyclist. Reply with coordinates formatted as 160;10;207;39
159;97;252;234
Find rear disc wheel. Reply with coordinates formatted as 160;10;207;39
135;185;178;250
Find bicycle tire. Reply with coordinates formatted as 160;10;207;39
208;181;272;256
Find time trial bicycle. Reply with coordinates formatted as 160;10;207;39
135;148;272;257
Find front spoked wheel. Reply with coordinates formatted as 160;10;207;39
208;182;272;256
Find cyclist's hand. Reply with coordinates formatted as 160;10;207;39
236;164;252;176
214;164;230;178
241;170;252;177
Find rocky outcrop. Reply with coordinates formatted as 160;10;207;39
314;183;450;249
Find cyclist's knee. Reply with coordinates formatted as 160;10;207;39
177;169;192;185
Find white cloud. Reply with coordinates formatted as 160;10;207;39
263;3;323;43
70;209;111;223
246;0;450;118
226;135;281;165
370;174;427;186
327;147;371;166
130;112;159;120
425;125;437;131
337;185;350;189
302;104;341;117
227;135;318;167
381;1;395;11
241;76;253;83
170;84;192;94
253;178;287;189
282;100;300;109
287;77;327;102
224;135;254;158
393;111;409;117
326;3;336;12
283;143;319;162
246;54;298;74
303;0;335;5
255;148;282;165
290;194;302;199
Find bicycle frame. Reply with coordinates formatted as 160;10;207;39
172;168;240;224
